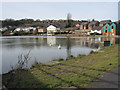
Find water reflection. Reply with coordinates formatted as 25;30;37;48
66;37;71;57
47;36;56;46
2;36;118;73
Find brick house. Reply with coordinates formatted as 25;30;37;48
38;28;47;34
80;21;89;30
88;21;99;30
103;23;116;36
115;21;120;35
99;20;111;27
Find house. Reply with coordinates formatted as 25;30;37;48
14;28;21;32
24;27;36;32
72;30;90;35
0;28;2;32
80;21;89;30
88;21;99;30
76;24;80;27
38;28;47;34
0;27;8;32
90;26;103;35
47;25;60;35
99;20;111;27
114;21;120;35
14;27;36;33
103;23;116;36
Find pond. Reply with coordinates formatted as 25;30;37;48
1;36;119;74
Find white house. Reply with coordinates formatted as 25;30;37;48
0;28;2;32
0;27;8;32
14;28;22;32
23;27;36;32
14;27;36;32
47;25;60;35
91;30;101;34
89;26;103;35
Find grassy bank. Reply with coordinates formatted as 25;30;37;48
55;34;120;38
2;45;119;88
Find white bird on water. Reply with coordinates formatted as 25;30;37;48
58;44;61;49
49;43;52;46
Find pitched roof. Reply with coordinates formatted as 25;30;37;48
81;22;89;25
92;26;103;31
100;20;111;24
89;21;99;26
113;21;120;24
47;25;56;30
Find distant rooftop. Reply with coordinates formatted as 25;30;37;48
92;26;103;31
100;20;111;24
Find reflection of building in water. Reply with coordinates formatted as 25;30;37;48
33;38;47;46
47;36;56;45
72;38;91;47
90;38;102;48
71;38;102;48
90;43;99;48
91;37;102;43
102;37;116;45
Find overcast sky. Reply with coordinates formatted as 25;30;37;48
1;2;119;21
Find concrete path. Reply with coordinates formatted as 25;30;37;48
0;75;1;90
88;67;119;88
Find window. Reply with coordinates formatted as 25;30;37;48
105;26;107;30
105;26;107;33
105;30;107;33
112;26;114;29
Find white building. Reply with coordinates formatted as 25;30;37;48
0;27;8;32
14;28;22;32
14;27;36;32
89;26;103;35
23;27;36;32
0;28;2;32
90;30;102;34
47;25;60;35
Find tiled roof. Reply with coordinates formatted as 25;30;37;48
81;22;89;25
100;20;111;24
113;21;120;24
92;26;103;31
89;21;99;26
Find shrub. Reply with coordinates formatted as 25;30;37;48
90;33;94;35
66;55;75;60
77;54;87;58
90;50;94;54
58;58;64;61
90;50;98;54
52;58;64;62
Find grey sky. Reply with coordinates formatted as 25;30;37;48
2;2;119;21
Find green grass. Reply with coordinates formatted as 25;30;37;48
2;44;119;88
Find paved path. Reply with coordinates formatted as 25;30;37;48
0;75;1;90
88;67;119;88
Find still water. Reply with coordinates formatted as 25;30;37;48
1;36;118;74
